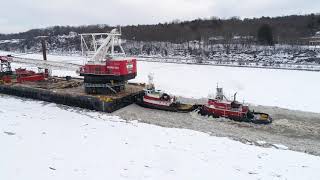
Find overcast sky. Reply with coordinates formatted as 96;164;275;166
0;0;319;34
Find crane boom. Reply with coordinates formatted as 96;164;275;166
90;29;115;62
0;56;81;71
80;28;125;63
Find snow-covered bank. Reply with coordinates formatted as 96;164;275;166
138;56;320;72
1;95;320;180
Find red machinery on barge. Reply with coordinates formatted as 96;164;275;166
1;29;136;95
198;86;272;124
79;29;137;94
0;56;47;84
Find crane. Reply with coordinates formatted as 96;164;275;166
78;28;137;94
0;28;137;94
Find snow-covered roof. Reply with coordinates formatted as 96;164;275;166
209;36;224;41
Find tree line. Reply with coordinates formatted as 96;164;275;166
0;14;319;45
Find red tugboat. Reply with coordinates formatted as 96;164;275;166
198;86;272;124
136;74;196;112
79;29;137;94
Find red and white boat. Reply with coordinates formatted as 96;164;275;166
199;86;272;124
136;74;196;112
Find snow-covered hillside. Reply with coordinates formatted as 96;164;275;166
1;51;320;113
1;95;320;180
133;43;320;71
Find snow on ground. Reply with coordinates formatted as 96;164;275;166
1;95;320;180
1;51;320;113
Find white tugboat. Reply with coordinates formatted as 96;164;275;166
136;74;196;112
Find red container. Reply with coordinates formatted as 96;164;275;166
80;58;137;76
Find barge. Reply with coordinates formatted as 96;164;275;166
0;29;144;113
0;77;144;113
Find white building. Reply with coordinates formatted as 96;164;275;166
309;31;320;45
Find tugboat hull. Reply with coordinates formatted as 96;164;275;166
198;105;272;124
247;112;272;124
136;96;196;113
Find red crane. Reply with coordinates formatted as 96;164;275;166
79;29;137;94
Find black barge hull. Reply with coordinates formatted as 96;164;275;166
0;79;144;113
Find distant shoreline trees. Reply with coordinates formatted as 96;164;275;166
257;24;274;45
0;14;319;46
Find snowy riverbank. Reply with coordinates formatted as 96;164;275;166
1;95;320;180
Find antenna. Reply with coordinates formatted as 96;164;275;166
147;73;155;90
233;92;237;101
